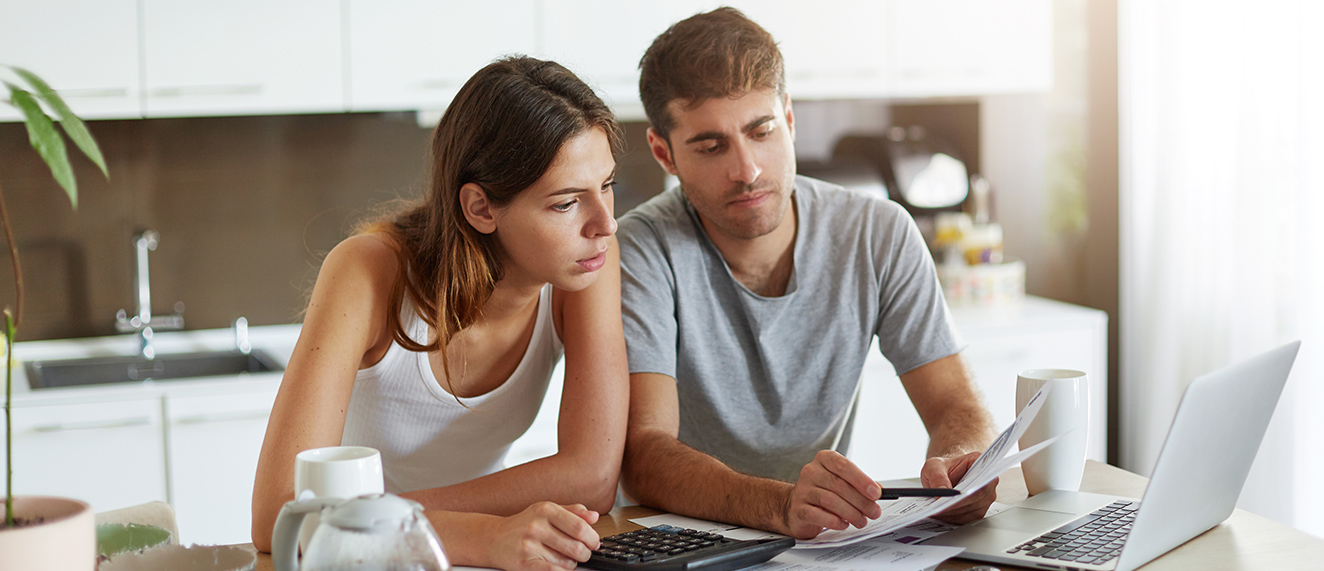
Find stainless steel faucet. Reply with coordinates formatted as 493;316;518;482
116;230;184;359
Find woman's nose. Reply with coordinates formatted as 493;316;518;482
584;192;616;238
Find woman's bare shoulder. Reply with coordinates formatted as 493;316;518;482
322;233;401;285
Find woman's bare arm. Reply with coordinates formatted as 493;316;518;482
250;235;397;551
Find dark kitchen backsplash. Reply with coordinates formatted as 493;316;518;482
0;113;663;341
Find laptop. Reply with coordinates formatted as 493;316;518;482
922;340;1301;571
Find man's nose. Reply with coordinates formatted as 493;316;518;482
728;139;763;185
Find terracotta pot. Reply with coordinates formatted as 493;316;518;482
0;496;96;570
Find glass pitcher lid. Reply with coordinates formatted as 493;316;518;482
324;493;424;531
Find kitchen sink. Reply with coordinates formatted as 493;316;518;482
25;349;284;389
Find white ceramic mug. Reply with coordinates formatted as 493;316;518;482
1016;369;1089;496
294;446;384;551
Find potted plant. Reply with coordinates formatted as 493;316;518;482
1;65;108;569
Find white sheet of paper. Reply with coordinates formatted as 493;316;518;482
741;537;963;571
780;540;964;569
796;384;1060;548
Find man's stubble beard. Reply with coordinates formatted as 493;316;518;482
679;172;795;241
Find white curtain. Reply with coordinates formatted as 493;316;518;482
1120;0;1324;534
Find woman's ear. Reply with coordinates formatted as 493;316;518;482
460;182;498;234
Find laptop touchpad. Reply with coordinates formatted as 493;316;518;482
969;507;1076;533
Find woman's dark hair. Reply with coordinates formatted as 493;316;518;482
359;56;622;390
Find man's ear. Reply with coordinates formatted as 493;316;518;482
460;182;498;235
646;128;679;176
782;93;796;142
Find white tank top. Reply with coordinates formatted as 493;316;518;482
341;284;563;494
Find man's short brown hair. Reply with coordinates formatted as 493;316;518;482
638;6;785;141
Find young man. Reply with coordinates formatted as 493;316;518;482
617;7;999;540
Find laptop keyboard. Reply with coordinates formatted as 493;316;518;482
1008;500;1139;566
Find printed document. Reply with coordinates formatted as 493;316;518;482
629;514;964;571
796;383;1058;548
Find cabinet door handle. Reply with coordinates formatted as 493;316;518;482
789;69;883;81
31;417;153;433
173;410;270;425
58;88;132;99
149;84;264;97
412;79;460;91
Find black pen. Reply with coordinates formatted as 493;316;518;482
878;487;961;500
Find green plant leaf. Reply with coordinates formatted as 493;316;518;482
5;84;77;208
11;66;108;183
96;523;173;558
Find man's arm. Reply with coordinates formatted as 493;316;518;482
898;353;999;523
621;373;884;539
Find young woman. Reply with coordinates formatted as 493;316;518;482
251;56;628;571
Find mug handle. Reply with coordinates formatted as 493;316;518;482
272;497;341;571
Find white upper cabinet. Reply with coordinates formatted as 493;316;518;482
347;0;537;112
731;0;890;100
140;0;344;117
0;0;141;120
887;0;1052;97
539;0;724;115
1;0;1053;122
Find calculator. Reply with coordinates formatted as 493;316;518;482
582;524;795;571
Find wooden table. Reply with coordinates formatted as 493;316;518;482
249;461;1324;570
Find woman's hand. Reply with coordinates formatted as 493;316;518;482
485;502;601;571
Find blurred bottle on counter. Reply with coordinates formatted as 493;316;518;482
933;211;972;266
962;223;1004;265
969;174;992;225
934;174;1023;307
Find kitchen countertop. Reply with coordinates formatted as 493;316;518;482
237;462;1324;571
6;323;302;406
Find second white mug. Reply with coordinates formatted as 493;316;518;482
1016;369;1089;496
293;445;384;551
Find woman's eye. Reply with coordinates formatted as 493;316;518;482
552;199;577;212
602;180;617;192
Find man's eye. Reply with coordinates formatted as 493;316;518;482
552;199;577;212
698;144;723;155
752;128;773;139
602;180;617;192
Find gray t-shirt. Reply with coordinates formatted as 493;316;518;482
618;175;963;483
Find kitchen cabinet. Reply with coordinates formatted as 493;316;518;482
887;0;1053;97
0;0;142;120
5;324;298;545
166;388;279;545
732;0;891;100
507;296;1108;484
1;0;1052;122
539;0;723;113
540;0;892;114
140;0;343;117
0;398;168;514
346;1;537;112
849;296;1107;480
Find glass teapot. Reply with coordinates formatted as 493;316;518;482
273;493;449;571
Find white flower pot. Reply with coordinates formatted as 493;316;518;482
0;496;96;571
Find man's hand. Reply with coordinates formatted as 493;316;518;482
782;450;883;539
920;451;997;525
